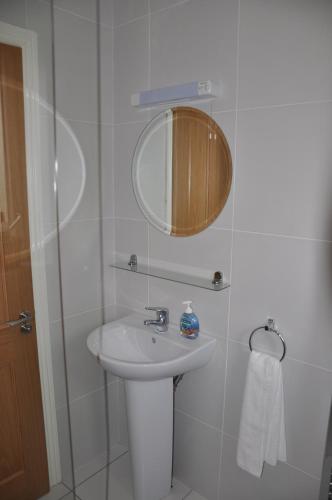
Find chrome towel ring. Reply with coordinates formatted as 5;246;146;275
249;318;286;362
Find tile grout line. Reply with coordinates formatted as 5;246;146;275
40;0;113;29
55;482;83;500
61;450;129;492
55;378;118;412
50;304;108;325
175;408;222;434
149;0;192;17
234;228;332;245
113;0;192;30
111;215;332;245
182;489;194;499
74;450;129;489
238;98;332;112
113;13;148;30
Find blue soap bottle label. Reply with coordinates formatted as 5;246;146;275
180;301;199;339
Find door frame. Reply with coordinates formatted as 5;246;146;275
0;21;61;485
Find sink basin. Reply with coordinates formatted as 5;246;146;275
87;313;216;381
87;313;216;500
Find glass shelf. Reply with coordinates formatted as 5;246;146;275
110;258;230;292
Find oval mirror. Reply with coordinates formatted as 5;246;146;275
132;106;232;237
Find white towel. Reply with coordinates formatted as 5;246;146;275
236;350;286;477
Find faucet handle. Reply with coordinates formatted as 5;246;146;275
144;306;169;332
145;306;169;325
145;306;169;313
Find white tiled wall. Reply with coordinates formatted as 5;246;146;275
2;0;332;499
109;1;332;499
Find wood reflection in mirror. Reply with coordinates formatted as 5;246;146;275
171;107;232;236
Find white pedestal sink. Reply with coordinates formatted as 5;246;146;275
87;314;216;500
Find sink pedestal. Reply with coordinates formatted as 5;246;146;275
87;314;216;499
125;378;173;500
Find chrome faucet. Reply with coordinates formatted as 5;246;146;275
144;306;169;333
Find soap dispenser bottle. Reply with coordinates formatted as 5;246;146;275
180;301;200;339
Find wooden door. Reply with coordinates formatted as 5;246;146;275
0;42;49;500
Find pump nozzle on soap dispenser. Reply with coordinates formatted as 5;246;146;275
183;301;193;313
180;300;199;339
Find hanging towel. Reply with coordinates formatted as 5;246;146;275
236;350;286;477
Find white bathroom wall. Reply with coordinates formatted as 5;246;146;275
109;1;332;499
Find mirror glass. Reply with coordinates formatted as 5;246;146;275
132;106;232;237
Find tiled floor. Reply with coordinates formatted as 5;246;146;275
40;452;206;500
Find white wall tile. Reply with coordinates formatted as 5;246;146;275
114;17;149;123
149;225;232;280
101;124;114;219
56;405;74;487
114;219;149;310
104;304;132;323
102;218;116;307
26;0;54;105
50;321;67;409
41;113;97;225
100;0;114;28
54;9;98;122
238;0;332;108
50;309;114;409
230;231;332;370
54;0;114;27
115;269;149;312
57;383;119;486
210;111;236;230
60;220;102;317
0;0;26;27
184;492;206;500
175;339;226;429
59;120;99;222
174;411;221;500
76;453;133;500
224;342;331;478
235;103;332;240
115;218;148;259
113;0;148;26
150;0;191;14
100;25;113;124
117;380;128;447
219;434;320;500
44;234;62;322
54;0;97;22
38;112;56;225
114;121;148;219
150;0;238;112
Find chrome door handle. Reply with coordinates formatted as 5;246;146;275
2;311;33;333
